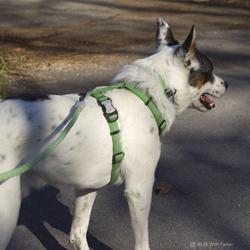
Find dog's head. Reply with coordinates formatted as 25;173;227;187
156;18;228;112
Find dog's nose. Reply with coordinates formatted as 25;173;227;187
224;81;229;89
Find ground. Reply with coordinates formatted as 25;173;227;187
0;0;250;250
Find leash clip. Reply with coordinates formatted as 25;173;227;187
76;92;87;110
164;88;176;102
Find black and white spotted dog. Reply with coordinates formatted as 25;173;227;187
0;18;228;250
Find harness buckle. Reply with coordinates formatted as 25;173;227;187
97;97;118;123
112;152;125;165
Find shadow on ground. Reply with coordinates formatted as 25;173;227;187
19;186;112;250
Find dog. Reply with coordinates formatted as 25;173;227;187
0;18;228;250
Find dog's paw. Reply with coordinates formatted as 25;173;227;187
69;232;89;250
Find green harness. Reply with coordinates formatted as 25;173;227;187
0;82;173;185
90;82;167;184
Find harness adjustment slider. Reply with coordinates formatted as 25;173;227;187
159;120;167;134
112;152;125;164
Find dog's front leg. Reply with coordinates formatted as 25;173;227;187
70;190;97;250
0;176;21;250
0;142;21;250
125;174;154;250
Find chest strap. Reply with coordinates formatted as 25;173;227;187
90;82;166;185
90;90;124;185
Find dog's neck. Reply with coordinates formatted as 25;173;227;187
112;48;192;132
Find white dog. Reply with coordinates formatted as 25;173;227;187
0;18;228;250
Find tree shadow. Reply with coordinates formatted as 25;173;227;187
18;186;112;250
162;0;250;9
58;0;250;16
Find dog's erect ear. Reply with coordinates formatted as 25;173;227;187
175;25;196;63
156;17;178;50
181;25;196;56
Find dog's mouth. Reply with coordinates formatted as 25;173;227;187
199;93;215;110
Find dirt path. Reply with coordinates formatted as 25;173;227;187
0;0;249;95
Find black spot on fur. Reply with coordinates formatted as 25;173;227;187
0;154;6;163
150;127;155;133
69;146;75;151
5;93;50;102
75;131;81;136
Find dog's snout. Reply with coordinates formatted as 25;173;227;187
224;81;229;89
221;81;229;89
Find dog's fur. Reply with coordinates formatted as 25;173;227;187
0;18;227;250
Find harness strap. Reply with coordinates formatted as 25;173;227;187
121;83;167;134
90;90;124;185
91;83;167;135
90;82;167;184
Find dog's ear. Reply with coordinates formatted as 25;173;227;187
175;25;197;68
182;25;196;56
156;17;178;50
176;25;196;58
